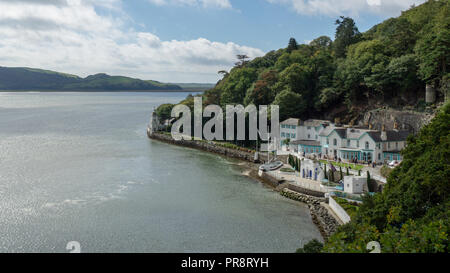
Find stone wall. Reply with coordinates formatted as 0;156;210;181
259;171;281;188
148;132;261;163
281;189;339;240
287;183;325;198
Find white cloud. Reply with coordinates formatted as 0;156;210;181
266;0;427;17
0;0;262;82
147;0;232;9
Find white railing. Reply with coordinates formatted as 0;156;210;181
329;196;351;224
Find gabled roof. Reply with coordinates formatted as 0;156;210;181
366;130;410;142
366;131;382;142
281;118;301;125
334;128;347;139
385;130;410;141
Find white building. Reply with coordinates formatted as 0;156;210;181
280;117;410;164
343;176;367;194
280;118;332;155
300;158;325;182
319;126;409;163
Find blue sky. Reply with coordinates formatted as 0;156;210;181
123;0;390;52
0;0;426;83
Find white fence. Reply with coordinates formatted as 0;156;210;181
329;196;351;224
296;178;326;192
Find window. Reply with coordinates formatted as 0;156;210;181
307;126;311;130
388;142;391;149
377;143;381;149
286;133;290;138
333;139;337;146
292;125;296;129
396;142;398;149
326;138;329;145
308;134;311;139
315;135;318;140
292;134;296;138
365;141;369;150
281;132;285;137
281;125;285;128
378;153;381;160
357;140;360;148
347;140;350;146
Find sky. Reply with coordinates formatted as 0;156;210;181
0;0;427;83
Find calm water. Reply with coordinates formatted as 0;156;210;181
0;92;321;253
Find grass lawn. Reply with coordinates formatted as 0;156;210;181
320;160;364;171
333;196;360;219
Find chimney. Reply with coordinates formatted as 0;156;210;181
381;124;387;141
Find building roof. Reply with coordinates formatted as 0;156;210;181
367;130;410;142
291;140;321;146
319;126;339;137
281;118;301;125
366;131;382;142
385;130;410;141
334;128;347;139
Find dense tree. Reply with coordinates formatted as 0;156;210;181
219;67;258;106
272;89;306;120
287;38;298;53
155;103;175;121
244;70;278;106
235;54;250;68
310;36;332;51
415;4;449;86
333;16;361;58
275;63;312;96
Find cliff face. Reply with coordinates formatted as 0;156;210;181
358;108;435;134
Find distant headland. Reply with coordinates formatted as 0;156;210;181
0;66;214;92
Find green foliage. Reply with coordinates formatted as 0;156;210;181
324;102;450;252
414;2;450;86
244;70;278;106
380;165;393;178
287;38;298;53
155;104;175;121
219;67;258;106
296;239;323;253
334;197;360;220
333;16;361;58
272;89;306;121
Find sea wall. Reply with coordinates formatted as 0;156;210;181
287;183;325;198
281;189;339;239
148;131;261;163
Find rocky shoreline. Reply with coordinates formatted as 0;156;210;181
148;131;342;241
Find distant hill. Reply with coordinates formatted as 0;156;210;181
0;67;182;91
171;83;215;91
